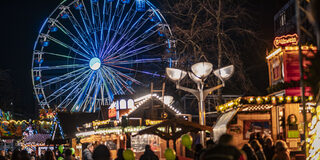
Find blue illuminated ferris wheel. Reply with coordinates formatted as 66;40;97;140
32;0;175;112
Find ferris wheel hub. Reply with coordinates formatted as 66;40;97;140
89;57;101;70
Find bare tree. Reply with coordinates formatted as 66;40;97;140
161;0;261;102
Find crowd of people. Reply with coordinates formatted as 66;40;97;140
0;133;291;160
0;144;159;160
196;133;290;160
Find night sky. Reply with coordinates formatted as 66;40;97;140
0;0;288;116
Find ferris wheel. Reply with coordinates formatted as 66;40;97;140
32;0;175;112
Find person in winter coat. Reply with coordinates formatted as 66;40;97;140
83;144;94;160
139;145;159;160
263;137;275;160
242;143;258;160
272;140;290;160
250;140;266;160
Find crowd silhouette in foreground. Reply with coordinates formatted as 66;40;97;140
198;133;290;160
0;133;291;160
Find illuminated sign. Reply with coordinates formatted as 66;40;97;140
145;119;163;126
108;108;116;118
273;34;298;48
92;119;119;127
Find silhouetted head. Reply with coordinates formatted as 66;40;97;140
275;140;288;153
12;149;21;160
93;145;110;160
265;137;273;147
44;150;56;160
206;139;215;148
218;134;233;146
145;145;151;151
250;140;263;151
20;150;30;160
65;149;72;157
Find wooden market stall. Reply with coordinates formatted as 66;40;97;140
213;96;313;151
74;94;183;159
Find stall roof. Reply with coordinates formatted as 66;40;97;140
134;118;212;141
126;94;182;117
239;104;274;112
24;134;51;144
213;109;237;142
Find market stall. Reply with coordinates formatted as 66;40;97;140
75;94;183;159
214;96;314;150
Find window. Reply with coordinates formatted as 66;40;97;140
119;99;127;109
280;12;286;26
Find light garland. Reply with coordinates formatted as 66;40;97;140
307;105;320;160
75;126;184;138
126;94;182;116
266;45;317;60
76;127;123;137
216;96;314;113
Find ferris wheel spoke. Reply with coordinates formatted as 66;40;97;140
100;72;116;104
106;67;134;93
38;67;87;88
101;0;120;57
79;73;99;112
72;70;96;112
100;5;146;58
79;1;99;56
67;8;98;55
34;64;88;71
100;0;108;45
101;13;151;58
104;20;157;59
106;66;143;85
108;64;163;77
59;71;94;110
45;35;91;59
89;0;101;51
119;11;148;38
53;20;94;56
39;51;89;62
101;66;125;93
88;77;102;112
104;58;162;65
111;43;164;62
44;69;90;104
100;3;127;55
117;2;135;32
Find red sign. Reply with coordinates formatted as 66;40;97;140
273;34;298;48
108;108;116;118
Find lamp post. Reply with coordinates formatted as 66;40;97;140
166;62;234;146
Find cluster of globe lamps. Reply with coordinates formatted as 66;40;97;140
166;62;234;146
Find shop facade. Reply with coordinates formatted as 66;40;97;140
213;34;318;154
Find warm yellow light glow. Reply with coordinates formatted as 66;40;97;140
266;48;282;60
273;33;298;48
145;119;163;126
286;96;292;102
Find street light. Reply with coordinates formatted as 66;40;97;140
166;62;234;146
